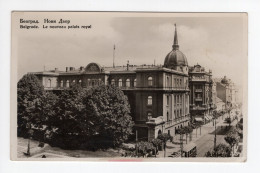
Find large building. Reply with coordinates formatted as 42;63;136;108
188;64;214;123
31;25;190;141
215;76;237;109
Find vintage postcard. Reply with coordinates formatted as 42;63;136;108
11;12;247;161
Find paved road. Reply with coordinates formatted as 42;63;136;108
195;130;227;157
195;114;237;157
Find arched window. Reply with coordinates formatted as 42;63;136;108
126;79;130;87
78;80;82;85
47;79;51;88
118;79;122;87
147;96;152;105
66;80;69;87
111;79;115;85
134;79;137;87
148;77;153;86
73;80;75;83
60;80;63;87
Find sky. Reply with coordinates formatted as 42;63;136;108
13;12;247;91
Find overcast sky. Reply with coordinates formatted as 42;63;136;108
13;12;247;89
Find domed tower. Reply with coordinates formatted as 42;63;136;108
164;24;189;74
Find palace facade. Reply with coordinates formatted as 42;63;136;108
31;25;191;141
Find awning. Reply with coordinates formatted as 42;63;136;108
195;118;203;122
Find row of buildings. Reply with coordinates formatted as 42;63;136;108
30;24;238;141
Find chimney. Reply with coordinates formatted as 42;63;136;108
66;67;69;72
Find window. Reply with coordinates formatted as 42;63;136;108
167;112;169;121
111;79;115;85
78;80;82;85
92;80;95;86
134;79;137;87
176;79;179;87
60;80;63;87
73;80;75;84
180;79;182;87
148;77;153;86
118;79;122;87
66;80;69;87
47;79;51;88
166;95;169;105
166;76;170;87
126;79;130;87
147;96;152;105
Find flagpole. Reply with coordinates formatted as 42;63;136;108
113;44;115;68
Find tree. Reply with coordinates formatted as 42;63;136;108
205;143;232;157
46;84;88;149
83;84;134;148
224;130;240;154
183;126;193;143
17;74;45;155
157;133;173;157
226;117;232;127
17;74;45;137
136;141;155;157
150;138;162;157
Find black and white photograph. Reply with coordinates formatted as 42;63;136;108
11;12;247;161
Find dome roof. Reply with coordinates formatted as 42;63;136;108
164;49;188;68
164;24;188;69
221;76;229;84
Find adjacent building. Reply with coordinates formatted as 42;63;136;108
31;24;190;141
188;64;214;123
215;76;237;109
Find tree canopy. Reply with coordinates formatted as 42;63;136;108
17;74;45;136
205;143;232;157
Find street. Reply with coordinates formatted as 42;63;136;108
162;113;237;158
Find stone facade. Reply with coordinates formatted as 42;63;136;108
188;64;214;124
